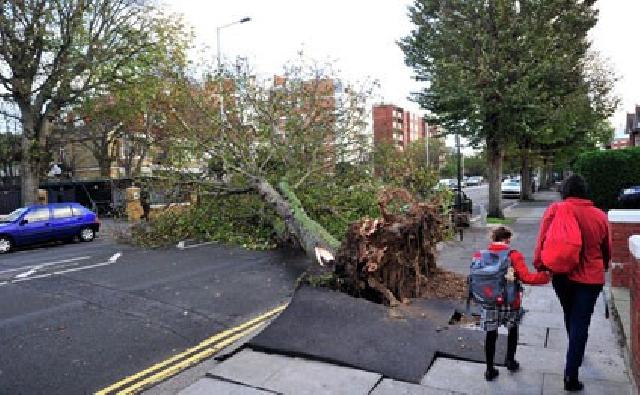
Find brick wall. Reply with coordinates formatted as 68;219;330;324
629;236;640;388
608;211;640;287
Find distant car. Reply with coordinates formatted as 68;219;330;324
438;179;453;188
501;179;521;199
0;203;100;254
618;186;640;209
466;176;483;186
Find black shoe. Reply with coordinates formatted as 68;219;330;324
485;368;499;381
505;359;520;372
564;376;584;391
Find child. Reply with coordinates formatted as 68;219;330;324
479;226;550;381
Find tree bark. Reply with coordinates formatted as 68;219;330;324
19;105;40;205
486;140;503;218
520;147;532;201
99;157;112;178
251;177;336;258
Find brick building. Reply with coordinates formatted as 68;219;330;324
373;104;433;151
625;105;640;147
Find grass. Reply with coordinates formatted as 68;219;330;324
486;217;516;225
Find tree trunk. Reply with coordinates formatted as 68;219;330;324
251;177;336;258
541;157;552;190
19;106;40;205
486;140;503;218
520;147;532;201
99;157;112;178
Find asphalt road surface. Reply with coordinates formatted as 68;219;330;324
0;235;308;394
462;184;517;216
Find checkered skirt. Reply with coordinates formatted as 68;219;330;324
479;304;524;331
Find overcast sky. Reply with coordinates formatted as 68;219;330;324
165;0;639;138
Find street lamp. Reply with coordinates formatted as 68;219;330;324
216;17;251;120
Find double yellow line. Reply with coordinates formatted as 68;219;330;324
96;304;286;395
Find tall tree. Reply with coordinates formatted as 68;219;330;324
400;0;607;216
0;0;161;204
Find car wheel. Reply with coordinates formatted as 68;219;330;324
0;236;12;254
79;227;95;242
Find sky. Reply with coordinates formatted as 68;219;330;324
164;0;639;139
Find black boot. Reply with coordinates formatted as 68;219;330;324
505;359;520;372
564;376;584;391
485;367;499;381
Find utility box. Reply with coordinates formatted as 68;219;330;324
125;187;143;222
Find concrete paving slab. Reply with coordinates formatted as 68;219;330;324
579;350;630;383
517;325;547;347
421;357;543;395
371;378;459;395
209;349;382;395
542;373;633;395
520;311;566;329
546;327;619;354
208;349;290;386
521;285;557;300
515;345;629;383
264;356;382;395
520;295;554;313
612;287;631;302
179;378;273;395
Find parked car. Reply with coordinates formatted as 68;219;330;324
501;178;521;199
466;176;483;186
0;203;100;253
618;186;640;209
438;179;453;188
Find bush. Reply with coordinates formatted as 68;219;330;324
131;194;280;249
573;147;640;210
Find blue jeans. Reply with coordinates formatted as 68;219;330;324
552;275;603;378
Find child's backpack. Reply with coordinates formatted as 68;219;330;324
468;249;519;307
540;203;583;274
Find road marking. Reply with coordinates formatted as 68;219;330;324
0;256;91;276
120;321;266;394
14;269;36;279
96;304;287;395
0;254;123;287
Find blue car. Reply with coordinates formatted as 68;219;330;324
0;203;100;254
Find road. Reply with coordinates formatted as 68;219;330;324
461;184;518;216
0;235;308;394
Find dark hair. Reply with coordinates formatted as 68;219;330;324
491;226;512;242
560;174;589;200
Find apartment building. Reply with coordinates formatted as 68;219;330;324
373;104;435;151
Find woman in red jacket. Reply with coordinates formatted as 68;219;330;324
481;226;550;381
534;175;611;391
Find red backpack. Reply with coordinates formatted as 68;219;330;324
541;203;583;274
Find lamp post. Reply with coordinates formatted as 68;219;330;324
216;17;251;120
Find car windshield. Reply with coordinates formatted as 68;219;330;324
1;207;27;223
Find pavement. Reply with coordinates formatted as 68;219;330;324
163;191;635;395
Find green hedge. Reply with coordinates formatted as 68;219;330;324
573;147;640;210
